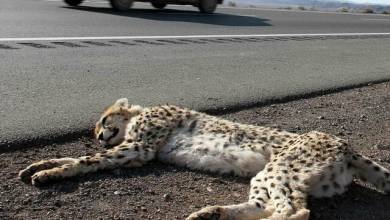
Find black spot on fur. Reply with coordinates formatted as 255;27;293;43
116;154;125;159
256;197;265;203
160;107;172;116
188;120;197;133
284;183;292;193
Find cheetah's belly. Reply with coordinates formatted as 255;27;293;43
157;129;268;177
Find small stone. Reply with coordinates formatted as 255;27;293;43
206;187;213;192
163;193;171;201
114;191;121;195
54;200;62;207
232;192;241;198
141;206;147;212
317;116;325;119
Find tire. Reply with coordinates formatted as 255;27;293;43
64;0;83;6
151;2;167;9
110;0;134;11
198;0;217;13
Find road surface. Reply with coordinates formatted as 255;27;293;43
1;0;390;150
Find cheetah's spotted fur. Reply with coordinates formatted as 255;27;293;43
19;98;390;220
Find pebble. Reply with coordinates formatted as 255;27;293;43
232;192;241;198
163;193;171;201
54;200;62;207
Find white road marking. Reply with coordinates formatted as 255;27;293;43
0;33;389;42
218;6;390;17
362;18;390;21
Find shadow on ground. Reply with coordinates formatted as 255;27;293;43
308;184;390;220
63;6;271;27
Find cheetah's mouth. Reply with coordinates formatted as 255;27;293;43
102;128;119;147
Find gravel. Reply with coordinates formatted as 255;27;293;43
0;82;389;220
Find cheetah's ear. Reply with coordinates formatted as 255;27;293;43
114;98;129;108
129;104;143;115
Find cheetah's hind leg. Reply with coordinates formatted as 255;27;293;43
186;201;274;220
287;208;310;220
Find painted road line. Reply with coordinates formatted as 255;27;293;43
362;18;390;21
0;33;390;42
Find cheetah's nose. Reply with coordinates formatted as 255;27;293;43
98;132;104;141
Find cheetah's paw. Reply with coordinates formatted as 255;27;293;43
30;170;59;186
288;209;310;220
186;206;229;220
19;160;62;184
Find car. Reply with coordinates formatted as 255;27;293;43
63;0;223;13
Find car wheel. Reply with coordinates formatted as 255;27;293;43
151;2;167;9
198;0;217;13
64;0;83;6
110;0;134;11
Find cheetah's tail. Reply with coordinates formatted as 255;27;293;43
349;153;390;193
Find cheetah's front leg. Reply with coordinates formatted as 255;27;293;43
19;157;78;183
20;141;155;186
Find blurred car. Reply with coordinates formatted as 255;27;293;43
64;0;223;13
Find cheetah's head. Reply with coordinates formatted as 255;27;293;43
95;98;143;148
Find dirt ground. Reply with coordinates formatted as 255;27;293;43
0;82;389;220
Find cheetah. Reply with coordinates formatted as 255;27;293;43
19;98;390;220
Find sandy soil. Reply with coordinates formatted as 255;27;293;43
0;82;389;220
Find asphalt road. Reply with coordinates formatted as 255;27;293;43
1;0;390;150
2;0;390;37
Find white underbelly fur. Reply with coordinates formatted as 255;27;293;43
158;128;268;177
